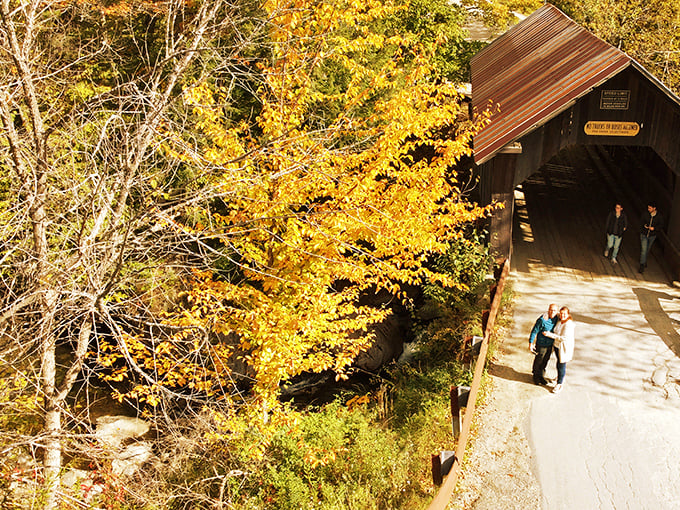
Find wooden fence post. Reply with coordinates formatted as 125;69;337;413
431;451;456;486
451;385;470;439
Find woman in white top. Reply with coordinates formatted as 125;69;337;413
544;306;575;394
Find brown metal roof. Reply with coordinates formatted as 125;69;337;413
471;4;632;165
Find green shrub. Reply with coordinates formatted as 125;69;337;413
249;401;422;510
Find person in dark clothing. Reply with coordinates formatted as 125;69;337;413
604;202;628;264
529;303;559;385
639;201;664;273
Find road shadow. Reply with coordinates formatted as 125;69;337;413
571;311;652;337
633;287;680;358
489;360;537;385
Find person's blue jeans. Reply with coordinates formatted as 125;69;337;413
554;347;567;384
640;234;657;266
606;233;622;258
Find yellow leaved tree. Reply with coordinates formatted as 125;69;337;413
98;0;493;422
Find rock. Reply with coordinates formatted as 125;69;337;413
353;313;405;372
94;416;154;478
95;415;150;448
652;366;669;387
667;359;680;380
666;383;680;401
111;442;154;477
61;469;90;488
397;342;419;364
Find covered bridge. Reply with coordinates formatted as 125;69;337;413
472;3;680;279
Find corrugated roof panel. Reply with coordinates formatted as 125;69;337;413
471;4;632;164
477;57;630;149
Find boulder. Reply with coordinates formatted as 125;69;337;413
111;442;154;477
652;366;669;387
353;313;405;372
95;415;150;448
61;468;105;501
61;469;90;488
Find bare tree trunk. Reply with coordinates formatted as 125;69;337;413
40;292;60;510
0;2;62;505
0;1;225;507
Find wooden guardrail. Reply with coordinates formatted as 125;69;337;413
426;257;510;510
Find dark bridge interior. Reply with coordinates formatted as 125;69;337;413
512;145;672;284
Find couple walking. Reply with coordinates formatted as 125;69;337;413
528;303;575;394
602;200;664;273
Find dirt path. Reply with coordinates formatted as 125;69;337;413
449;284;542;510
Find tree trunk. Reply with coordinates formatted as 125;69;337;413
0;2;226;506
38;286;59;510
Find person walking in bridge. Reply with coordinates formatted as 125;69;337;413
639;201;664;273
604;202;628;264
544;306;575;394
529;303;559;385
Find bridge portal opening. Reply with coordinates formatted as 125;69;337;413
470;4;680;280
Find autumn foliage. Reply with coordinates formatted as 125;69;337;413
94;0;491;416
0;1;493;505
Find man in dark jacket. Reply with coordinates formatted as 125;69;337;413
604;202;628;264
529;303;559;385
639;201;664;273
